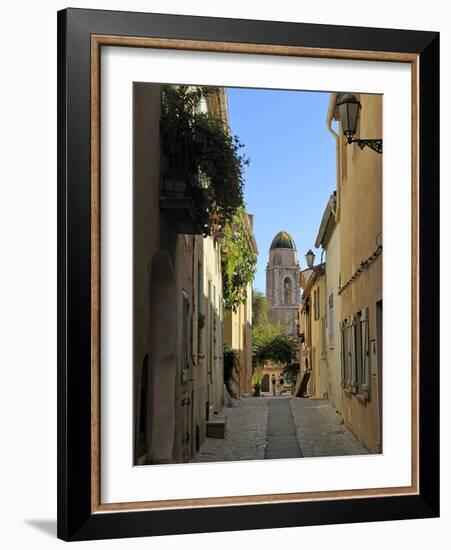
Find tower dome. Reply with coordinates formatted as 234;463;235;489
270;231;296;250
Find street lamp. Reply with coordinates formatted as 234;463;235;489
336;93;383;154
305;249;315;268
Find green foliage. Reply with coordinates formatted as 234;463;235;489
252;322;286;352
221;207;257;312
160;85;249;235
252;321;297;369
223;345;240;387
252;365;264;386
256;333;298;366
252;290;268;326
282;362;300;385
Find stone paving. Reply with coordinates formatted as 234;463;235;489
290;397;368;457
190;397;269;462
191;395;368;463
265;398;303;459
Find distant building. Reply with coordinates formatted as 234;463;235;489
266;231;301;336
315;192;342;411
299;263;327;398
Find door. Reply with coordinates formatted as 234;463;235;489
181;291;193;461
376;300;383;453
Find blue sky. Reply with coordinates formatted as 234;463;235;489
226;88;337;293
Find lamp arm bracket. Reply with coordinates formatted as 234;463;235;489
349;138;383;154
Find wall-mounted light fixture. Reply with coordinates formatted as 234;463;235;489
336;93;383;154
305;249;315;268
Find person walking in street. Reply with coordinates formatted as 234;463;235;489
271;374;276;396
279;375;284;395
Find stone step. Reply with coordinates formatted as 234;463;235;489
206;418;227;439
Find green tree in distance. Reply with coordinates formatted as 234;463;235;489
252;290;268;326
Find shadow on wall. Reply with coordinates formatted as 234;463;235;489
147;249;177;464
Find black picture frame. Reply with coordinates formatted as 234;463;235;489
57;8;439;541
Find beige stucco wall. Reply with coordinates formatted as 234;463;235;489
190;233;224;455
337;93;382;453
133;83;162;463
325;224;342;411
310;274;328;398
223;281;253;396
133;84;224;464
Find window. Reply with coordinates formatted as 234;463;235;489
208;281;213;382
313;287;320;320
356;311;363;389
328;292;334;347
197;261;203;351
340;310;371;399
284;277;292;304
321;315;327;358
181;291;190;383
340;318;351;387
360;308;371;399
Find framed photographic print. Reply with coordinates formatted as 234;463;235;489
57;8;439;541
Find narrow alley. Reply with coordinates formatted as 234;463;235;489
191;396;367;463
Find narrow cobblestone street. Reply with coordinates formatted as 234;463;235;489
265;399;303;459
191;396;367;463
290;398;368;457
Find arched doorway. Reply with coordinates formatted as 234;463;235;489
261;373;270;392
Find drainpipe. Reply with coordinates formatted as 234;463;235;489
326;93;340;222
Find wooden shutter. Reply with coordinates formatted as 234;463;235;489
361;308;371;399
181;291;190;384
339;320;345;387
328;292;334;347
349;315;357;394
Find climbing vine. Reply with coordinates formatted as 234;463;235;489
221;207;257;312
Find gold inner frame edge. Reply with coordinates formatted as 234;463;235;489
90;35;420;514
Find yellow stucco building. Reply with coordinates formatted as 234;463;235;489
315;192;342;411
299;264;328;398
327;92;383;453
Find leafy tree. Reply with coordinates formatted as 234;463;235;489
256;333;298;366
252;322;285;352
252;290;268;326
282;362;300;385
252;318;298;371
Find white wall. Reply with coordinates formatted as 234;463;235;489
0;1;448;549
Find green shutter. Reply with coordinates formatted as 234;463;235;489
345;317;351;387
349;315;357;394
362;308;371;400
340;320;345;387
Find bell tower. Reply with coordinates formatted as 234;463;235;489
266;231;301;336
